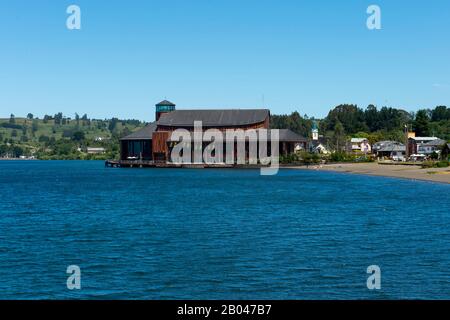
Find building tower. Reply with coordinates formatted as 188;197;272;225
312;121;319;141
155;100;176;121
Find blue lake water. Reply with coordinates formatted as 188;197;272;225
0;160;449;299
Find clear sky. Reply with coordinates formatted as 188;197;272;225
0;0;449;121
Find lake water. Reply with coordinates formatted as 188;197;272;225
0;160;449;299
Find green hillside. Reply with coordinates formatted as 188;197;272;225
0;114;145;159
1;105;449;160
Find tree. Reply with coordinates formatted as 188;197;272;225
431;106;449;122
54;112;63;125
333;121;345;151
324;104;368;134
43;115;51;124
75;113;80;127
270;112;312;137
12;145;24;158
108;118;119;132
27;113;34;120
81;114;90;126
72;131;85;141
9;114;15;124
32;120;39;135
364;104;379;131
414;109;430;136
39;135;50;143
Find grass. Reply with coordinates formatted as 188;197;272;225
0;117;145;159
0;117;142;145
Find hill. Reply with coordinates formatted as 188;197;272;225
0;114;144;159
1;105;449;160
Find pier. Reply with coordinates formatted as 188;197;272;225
104;159;275;169
105;160;239;169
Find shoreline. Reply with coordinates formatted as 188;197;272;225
2;159;450;184
286;162;450;184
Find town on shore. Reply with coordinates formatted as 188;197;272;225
1;102;449;175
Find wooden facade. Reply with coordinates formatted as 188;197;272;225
119;100;308;165
152;131;170;161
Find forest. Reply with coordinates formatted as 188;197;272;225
1;105;449;159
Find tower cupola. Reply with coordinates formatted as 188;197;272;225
155;100;176;121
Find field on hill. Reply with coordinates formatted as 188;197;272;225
0;115;145;159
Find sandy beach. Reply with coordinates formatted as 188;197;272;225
290;162;450;184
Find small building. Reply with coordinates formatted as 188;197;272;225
94;137;109;142
407;137;440;156
372;141;406;160
119;100;308;164
347;138;371;153
311;121;319;141
312;143;330;154
418;138;447;156
309;121;330;154
87;147;106;154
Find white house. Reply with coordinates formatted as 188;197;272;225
87;147;106;154
417;138;446;156
348;138;371;153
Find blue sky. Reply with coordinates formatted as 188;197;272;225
0;0;449;121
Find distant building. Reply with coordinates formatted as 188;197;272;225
311;121;319;141
407;137;440;156
312;143;330;154
87;147;106;154
120;100;308;163
94;137;108;142
309;121;330;154
347;138;371;153
418;138;447;156
372;141;406;160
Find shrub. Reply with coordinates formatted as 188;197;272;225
330;151;347;162
72;131;85;141
436;160;449;168
421;160;435;168
38;135;50;143
430;151;439;160
280;153;299;164
298;152;320;165
1;123;23;130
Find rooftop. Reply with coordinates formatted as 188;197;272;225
157;109;270;127
350;138;368;143
155;100;176;107
424;138;446;146
120;122;157;140
409;137;438;141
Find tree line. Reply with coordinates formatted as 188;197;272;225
270;105;450;149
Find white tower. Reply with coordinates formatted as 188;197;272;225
312;121;319;141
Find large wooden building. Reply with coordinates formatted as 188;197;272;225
119;100;307;165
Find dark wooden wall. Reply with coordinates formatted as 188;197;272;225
152;131;170;159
